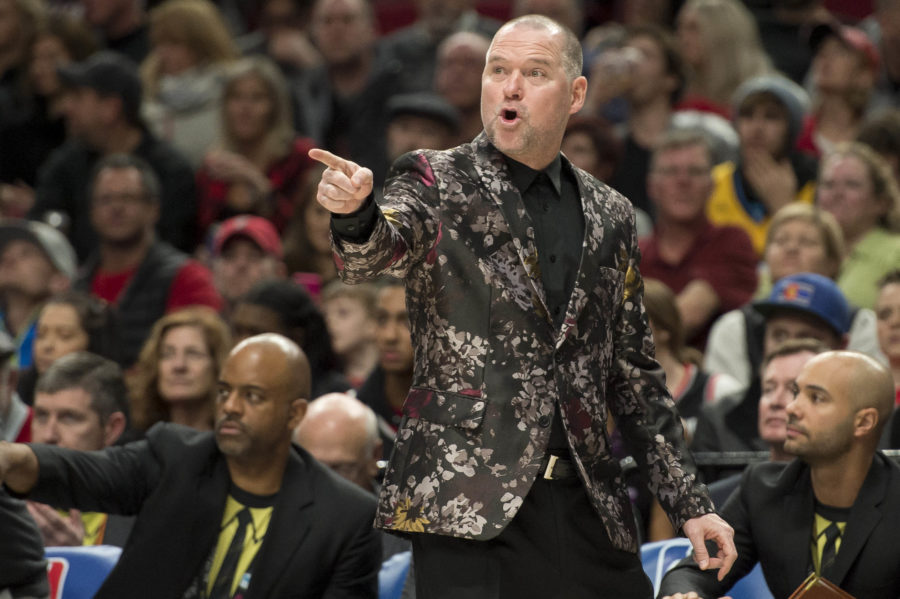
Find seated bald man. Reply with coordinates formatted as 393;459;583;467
0;334;380;599
294;393;384;494
659;351;900;599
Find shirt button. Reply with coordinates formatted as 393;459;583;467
543;204;550;213
538;415;551;428
549;255;557;263
347;224;356;231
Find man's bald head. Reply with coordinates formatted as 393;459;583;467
294;393;381;491
230;333;311;401
808;351;895;432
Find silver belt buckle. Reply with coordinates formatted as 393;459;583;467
543;455;559;480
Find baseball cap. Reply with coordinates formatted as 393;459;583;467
0;219;77;280
58;51;143;125
810;23;880;72
387;93;461;132
753;273;850;337
213;216;283;259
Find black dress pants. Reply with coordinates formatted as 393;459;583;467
411;476;653;599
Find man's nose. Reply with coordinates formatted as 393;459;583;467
503;71;523;99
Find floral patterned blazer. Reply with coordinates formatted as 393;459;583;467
332;132;714;553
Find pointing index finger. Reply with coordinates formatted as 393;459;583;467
309;148;354;177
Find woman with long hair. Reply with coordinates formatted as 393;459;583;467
675;0;772;117
18;290;117;405
141;0;238;167
196;55;316;237
129;307;231;432
817;142;900;309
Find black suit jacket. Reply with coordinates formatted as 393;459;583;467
658;453;900;599
26;423;380;599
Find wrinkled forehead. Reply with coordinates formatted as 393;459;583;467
489;21;564;58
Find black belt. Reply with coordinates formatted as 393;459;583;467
539;454;578;481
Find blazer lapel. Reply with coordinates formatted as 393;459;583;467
828;454;887;585
245;449;314;599
469;135;551;322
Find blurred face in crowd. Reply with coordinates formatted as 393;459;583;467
0;240;58;300
387;115;454;162
375;286;414;375
323;295;375;357
154;39;199;76
158;325;216;404
213;238;283;304
436;33;487;111
415;0;471;38
811;37;872;95
876;281;900;368
32;388;109;451
625;33;676;107
225;74;274;145
765;218;836;283
763;312;841;358
90;166;158;246
29;34;71;98
817;154;887;243
481;22;586;170
215;338;307;462
758;350;816;447
311;0;374;67
0;0;23;50
562;131;600;176
736;95;791;160
61;87;118;147
648;142;713;224
34;304;89;374
675;7;703;69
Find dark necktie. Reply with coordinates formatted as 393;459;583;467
209;508;252;599
819;522;842;580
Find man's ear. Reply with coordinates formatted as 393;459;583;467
853;407;879;439
103;412;127;446
570;76;588;115
288;398;308;430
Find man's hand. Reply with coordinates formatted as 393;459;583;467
682;513;737;581
741;149;797;214
27;502;85;546
0;441;40;494
308;149;373;214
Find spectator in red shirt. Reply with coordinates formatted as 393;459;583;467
75;153;222;368
640;128;758;349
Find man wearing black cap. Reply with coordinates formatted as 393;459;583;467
385;93;461;164
29;51;197;259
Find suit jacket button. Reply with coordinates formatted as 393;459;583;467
538;415;551;428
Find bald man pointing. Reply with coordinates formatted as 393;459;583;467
660;351;900;599
0;334;380;599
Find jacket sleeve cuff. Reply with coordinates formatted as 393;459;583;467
331;194;377;242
